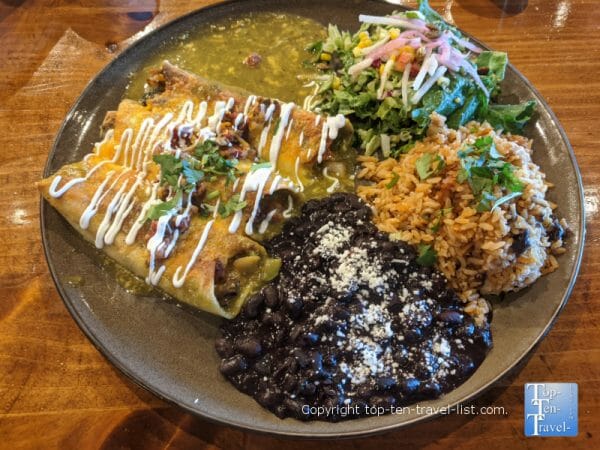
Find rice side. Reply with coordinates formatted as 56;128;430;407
357;113;568;323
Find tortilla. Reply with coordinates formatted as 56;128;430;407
38;63;353;318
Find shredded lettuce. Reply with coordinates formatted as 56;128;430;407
308;3;536;157
483;100;537;134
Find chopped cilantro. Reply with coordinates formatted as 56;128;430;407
146;191;181;221
457;135;524;212
153;154;182;187
416;244;437;267
194;139;239;184
385;172;400;189
182;160;204;186
430;207;452;233
415;153;446;180
218;194;247;218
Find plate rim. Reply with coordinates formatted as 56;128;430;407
40;0;586;439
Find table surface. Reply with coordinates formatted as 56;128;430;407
1;0;598;448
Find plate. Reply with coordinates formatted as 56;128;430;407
41;0;585;438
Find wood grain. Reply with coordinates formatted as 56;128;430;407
0;1;598;448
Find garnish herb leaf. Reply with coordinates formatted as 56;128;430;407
386;172;400;189
182;160;204;186
153;154;183;187
491;191;522;211
218;194;247;218
416;244;437;267
194;139;239;184
416;153;445;180
146;191;182;221
457;135;525;212
430;207;452;233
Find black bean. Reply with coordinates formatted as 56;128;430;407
459;321;476;337
254;356;272;375
376;376;397;391
263;285;280;308
324;354;337;367
419;381;441;397
357;384;373;398
511;229;531;255
290;325;305;343
548;217;565;242
400;378;421;395
256;388;281;408
236;337;262;358
214;337;234;358
332;306;350;320
404;328;423;343
240;373;259;393
273;328;287;344
437;309;464;325
302;331;320;346
298;380;317;397
283;398;307;419
219;355;248;376
388;301;404;314
311;352;324;373
282;356;298;374
271;311;286;326
293;349;310;368
285;296;304;318
243;293;264;319
282;373;297;392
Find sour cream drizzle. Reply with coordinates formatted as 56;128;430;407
282;195;294;218
172;219;215;288
146;213;173;285
258;209;278;234
125;181;160;245
268;102;295;167
228;166;273;234
323;167;341;193
285;118;294;141
317;114;346;164
79;170;116;229
294;156;305;192
48;129;120;198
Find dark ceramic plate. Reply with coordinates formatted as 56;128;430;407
41;0;585;438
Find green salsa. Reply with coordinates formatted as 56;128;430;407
126;12;326;104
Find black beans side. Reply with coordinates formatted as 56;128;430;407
217;194;493;422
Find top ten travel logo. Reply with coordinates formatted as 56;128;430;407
524;383;578;437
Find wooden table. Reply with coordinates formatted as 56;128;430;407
0;0;598;448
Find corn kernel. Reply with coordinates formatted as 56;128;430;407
332;77;341;89
379;63;385;75
400;45;416;56
359;31;369;40
320;52;332;61
357;38;373;49
389;28;400;39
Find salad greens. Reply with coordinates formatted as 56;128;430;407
307;0;536;157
